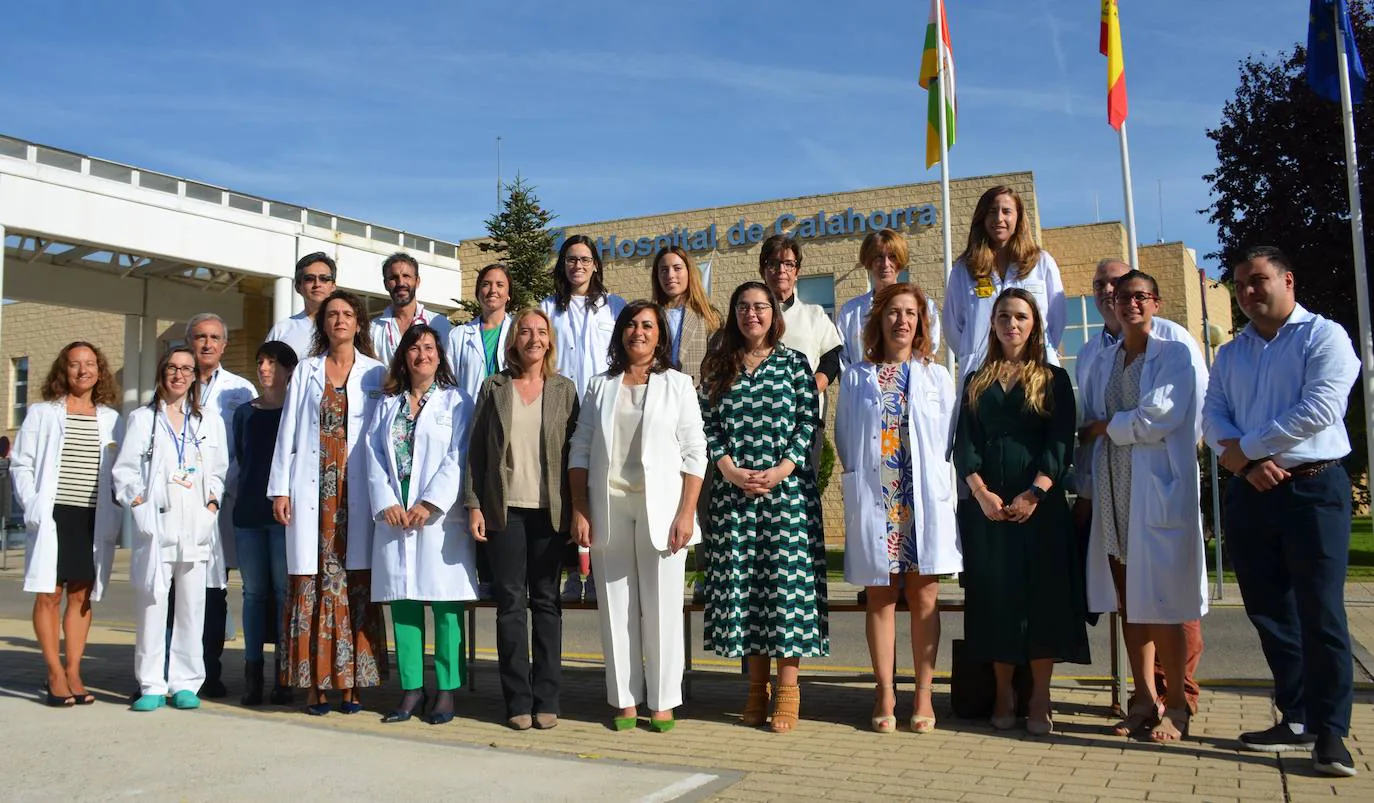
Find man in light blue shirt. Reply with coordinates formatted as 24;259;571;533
1073;257;1206;717
1202;246;1360;776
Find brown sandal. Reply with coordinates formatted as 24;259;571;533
1113;695;1162;736
1150;706;1190;743
770;684;800;733
742;681;771;727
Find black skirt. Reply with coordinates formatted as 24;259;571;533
53;504;97;586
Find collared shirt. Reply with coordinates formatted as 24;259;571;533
1072;316;1201;497
666;306;686;364
1202;304;1359;468
370;303;454;367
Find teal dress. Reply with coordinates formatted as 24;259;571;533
952;366;1089;666
699;346;829;658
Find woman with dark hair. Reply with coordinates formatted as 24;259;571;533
232;340;299;706
953;288;1086;735
268;290;389;715
836;283;960;734
12;341;124;706
367;325;476;725
650;247;720;381
698;281;827;734
757;235;843;395
449;262;513;401
942;186;1065;382
113;346;229;712
568;301;706;731
466;307;580;730
540;234;626;602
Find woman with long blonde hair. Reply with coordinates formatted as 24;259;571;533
650;246;720;381
942;186;1065;382
952;288;1086;736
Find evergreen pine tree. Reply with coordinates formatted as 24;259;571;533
461;176;557;318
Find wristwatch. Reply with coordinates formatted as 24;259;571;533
1027;485;1047;502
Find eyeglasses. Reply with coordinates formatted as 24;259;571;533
763;259;798;274
301;274;335;285
565;256;596;267
735;302;773;316
1113;292;1159;306
164;365;196;376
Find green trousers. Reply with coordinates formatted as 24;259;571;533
391;600;465;692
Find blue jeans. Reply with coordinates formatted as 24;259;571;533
235;525;287;664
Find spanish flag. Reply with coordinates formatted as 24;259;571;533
1101;0;1128;129
919;0;956;168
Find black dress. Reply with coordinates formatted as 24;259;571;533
952;366;1090;666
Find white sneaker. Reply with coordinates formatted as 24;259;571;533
561;573;583;602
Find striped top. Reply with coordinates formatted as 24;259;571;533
55;413;101;508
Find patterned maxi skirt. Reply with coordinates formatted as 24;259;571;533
280;383;388;689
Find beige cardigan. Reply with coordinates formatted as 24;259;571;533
464;369;579;533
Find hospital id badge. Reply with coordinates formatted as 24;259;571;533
170;466;196;488
974;277;996;298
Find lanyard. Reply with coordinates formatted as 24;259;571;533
199;369;217;404
159;405;192;469
386;306;428;351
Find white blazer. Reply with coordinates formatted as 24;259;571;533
112;404;229;594
835;360;962;583
365;385;477;602
1080;334;1209;624
568;370;707;552
369;303;454;367
267;353;386;576
446;316;511;401
10;400;124;601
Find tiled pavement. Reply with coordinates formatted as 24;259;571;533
1;610;1371;802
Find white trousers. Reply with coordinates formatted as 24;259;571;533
135;561;207;696
590;491;687;711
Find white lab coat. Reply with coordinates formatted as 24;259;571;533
365;385;477;602
112;404;229;595
835;360;962;584
941;251;1065;383
1080;334;1209;624
10;400;124;601
568;369;707;551
447;315;511;401
540;294;628;398
369;303;454;367
838;291;942;370
265;311;316;360
267;353;386;576
199;367;257;573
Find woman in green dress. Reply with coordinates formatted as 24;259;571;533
699;281;827;734
953;287;1087;736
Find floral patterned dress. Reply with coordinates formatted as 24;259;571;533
877;362;918;573
281;382;388;690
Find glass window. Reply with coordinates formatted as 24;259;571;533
796;275;836;319
1060;295;1105;391
11;357;28;427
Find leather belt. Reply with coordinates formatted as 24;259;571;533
1286;459;1339;479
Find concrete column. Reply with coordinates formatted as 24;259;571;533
119;312;142;549
139;303;159;405
273;276;294;323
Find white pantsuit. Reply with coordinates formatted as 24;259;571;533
569;369;706;710
135;561;208;696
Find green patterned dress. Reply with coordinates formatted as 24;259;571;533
699;345;829;658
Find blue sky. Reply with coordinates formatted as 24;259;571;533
0;1;1321;274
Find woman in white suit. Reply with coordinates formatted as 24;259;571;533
269;290;389;716
836;283;960;734
1079;270;1208;744
569;300;707;732
367;324;476;725
11;342;124;706
113;346;228;712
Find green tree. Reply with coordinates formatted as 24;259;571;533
458;176;557;318
1203;0;1372;493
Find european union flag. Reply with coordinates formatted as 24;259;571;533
1308;0;1366;104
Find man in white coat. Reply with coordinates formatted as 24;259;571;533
265;253;337;358
1072;257;1206;715
184;313;257;698
369;252;452;367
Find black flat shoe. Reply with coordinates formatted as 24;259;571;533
382;690;427;724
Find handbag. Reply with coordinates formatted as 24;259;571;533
949;638;1032;720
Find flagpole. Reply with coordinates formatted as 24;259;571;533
1333;1;1374;521
1118;121;1141;269
936;0;955;377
